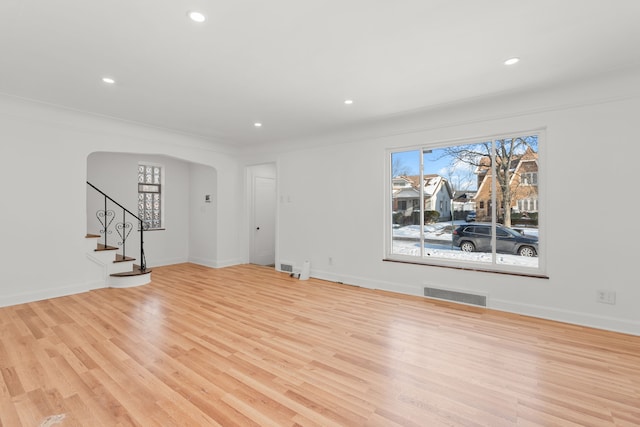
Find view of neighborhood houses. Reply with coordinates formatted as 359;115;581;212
390;135;539;269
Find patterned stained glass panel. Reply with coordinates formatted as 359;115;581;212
138;164;162;229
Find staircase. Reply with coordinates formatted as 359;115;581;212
86;182;152;288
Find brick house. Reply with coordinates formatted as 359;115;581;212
473;147;538;222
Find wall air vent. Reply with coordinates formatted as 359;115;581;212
279;263;293;273
424;286;487;307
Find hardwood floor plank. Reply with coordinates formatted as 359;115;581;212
1;263;639;426
1;366;25;397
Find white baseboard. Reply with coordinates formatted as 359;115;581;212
490;299;640;336
311;269;421;296
148;257;189;268
0;281;96;308
188;256;243;269
311;269;640;336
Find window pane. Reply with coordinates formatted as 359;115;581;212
390;150;421;256
421;143;491;263
495;136;539;267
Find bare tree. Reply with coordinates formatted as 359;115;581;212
392;156;410;178
441;160;475;194
443;136;537;227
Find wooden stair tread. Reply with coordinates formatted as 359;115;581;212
110;266;152;277
85;233;100;238
96;244;118;251
114;254;136;263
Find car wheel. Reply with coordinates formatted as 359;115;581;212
518;246;536;257
460;241;475;252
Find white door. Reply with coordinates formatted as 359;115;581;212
251;175;276;265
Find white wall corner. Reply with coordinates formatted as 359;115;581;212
188;257;244;269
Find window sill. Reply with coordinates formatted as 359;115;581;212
383;258;549;279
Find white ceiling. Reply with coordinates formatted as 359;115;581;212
1;1;639;147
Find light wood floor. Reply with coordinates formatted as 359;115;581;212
1;263;639;426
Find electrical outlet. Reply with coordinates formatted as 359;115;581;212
596;290;616;305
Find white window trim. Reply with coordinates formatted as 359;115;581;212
384;129;546;277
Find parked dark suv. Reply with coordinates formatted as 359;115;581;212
452;223;538;257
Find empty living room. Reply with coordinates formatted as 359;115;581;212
1;1;639;426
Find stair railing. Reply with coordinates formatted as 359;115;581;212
87;181;147;271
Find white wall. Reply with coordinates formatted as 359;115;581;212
262;67;640;335
0;95;243;306
189;163;218;267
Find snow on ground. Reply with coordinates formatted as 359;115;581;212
392;222;539;268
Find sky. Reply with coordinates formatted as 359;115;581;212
392;147;479;192
391;135;539;193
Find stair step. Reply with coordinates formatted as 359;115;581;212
86;233;100;238
96;244;118;251
114;254;136;263
110;266;152;277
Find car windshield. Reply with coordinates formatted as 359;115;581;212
502;227;524;237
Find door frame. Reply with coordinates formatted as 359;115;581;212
247;162;277;266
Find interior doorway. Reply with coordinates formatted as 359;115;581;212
248;163;276;266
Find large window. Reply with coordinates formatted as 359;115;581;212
387;132;544;276
138;164;163;230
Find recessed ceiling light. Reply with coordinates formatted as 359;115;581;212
344;99;354;105
504;57;520;66
188;11;206;23
102;77;115;84
254;122;262;127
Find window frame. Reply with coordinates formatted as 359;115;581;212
384;129;546;278
138;162;165;231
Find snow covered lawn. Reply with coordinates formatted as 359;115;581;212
392;222;539;268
